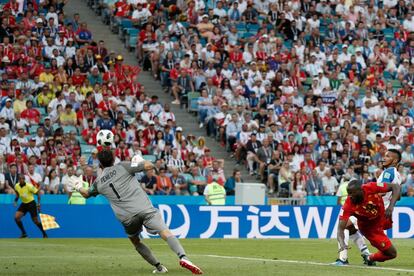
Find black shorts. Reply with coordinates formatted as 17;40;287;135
17;201;38;217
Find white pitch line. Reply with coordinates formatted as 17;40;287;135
200;254;414;274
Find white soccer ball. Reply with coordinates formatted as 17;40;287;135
97;129;114;146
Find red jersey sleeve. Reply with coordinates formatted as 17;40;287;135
362;182;389;195
339;197;353;221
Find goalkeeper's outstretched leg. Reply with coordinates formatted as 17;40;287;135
129;236;168;274
159;229;203;275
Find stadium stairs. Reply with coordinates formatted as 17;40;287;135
65;0;258;183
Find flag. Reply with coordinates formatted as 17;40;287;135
39;213;60;230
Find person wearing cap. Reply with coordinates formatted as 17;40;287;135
197;14;214;40
0;98;15;126
131;2;152;27
337;43;351;64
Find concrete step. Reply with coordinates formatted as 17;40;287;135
64;0;258;183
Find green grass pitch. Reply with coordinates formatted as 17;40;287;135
0;239;413;275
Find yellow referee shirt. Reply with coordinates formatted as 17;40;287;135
15;183;38;203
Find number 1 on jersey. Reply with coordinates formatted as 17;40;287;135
109;183;121;199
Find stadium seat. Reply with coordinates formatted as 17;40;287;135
36;108;47;117
29;125;39;135
187;92;200;113
63;125;78;134
247;24;260;32
127;36;138;51
304;78;313;86
81;144;96;154
383;71;394;80
391;80;402;89
76;135;88;145
118;19;133;40
181;173;193;183
236;22;246;32
143;155;157;162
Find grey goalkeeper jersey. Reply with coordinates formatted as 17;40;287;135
89;161;154;224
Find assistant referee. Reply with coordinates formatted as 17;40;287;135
14;174;47;238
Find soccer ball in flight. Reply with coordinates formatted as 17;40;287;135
97;129;114;146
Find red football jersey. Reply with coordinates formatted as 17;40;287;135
339;182;389;223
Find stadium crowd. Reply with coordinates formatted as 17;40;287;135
0;0;233;199
97;0;414;198
1;0;414;201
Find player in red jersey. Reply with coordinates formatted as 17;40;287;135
337;179;400;265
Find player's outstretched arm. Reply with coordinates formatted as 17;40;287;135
122;157;154;175
337;220;348;252
385;183;401;218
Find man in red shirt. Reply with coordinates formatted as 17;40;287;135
20;100;40;124
336;180;400;265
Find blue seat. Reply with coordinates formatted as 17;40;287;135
63;125;78;134
127;28;139;36
36;108;47;117
181;173;193;183
77;135;88;145
129;36;138;49
247;24;260;32
81;144;96;154
29;125;39;135
121;19;133;30
383;71;394;80
143;155;157;163
236;22;246;32
283;41;293;50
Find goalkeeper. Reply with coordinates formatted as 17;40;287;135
73;150;203;274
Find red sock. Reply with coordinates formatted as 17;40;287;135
369;251;395;262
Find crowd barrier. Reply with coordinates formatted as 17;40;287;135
1;205;413;239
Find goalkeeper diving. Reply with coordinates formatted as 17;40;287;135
72;150;203;274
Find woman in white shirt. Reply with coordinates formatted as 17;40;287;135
44;169;61;194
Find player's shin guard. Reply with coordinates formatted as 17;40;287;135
166;236;186;259
135;242;160;266
350;231;370;255
369;251;396;262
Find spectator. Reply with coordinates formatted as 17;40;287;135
224;169;243;195
278;161;293;197
141;167;157;195
203;176;226;205
321;170;339;196
155;167;173;195
170;167;188;195
44;169;61;194
292;171;307;203
306;169;323;196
